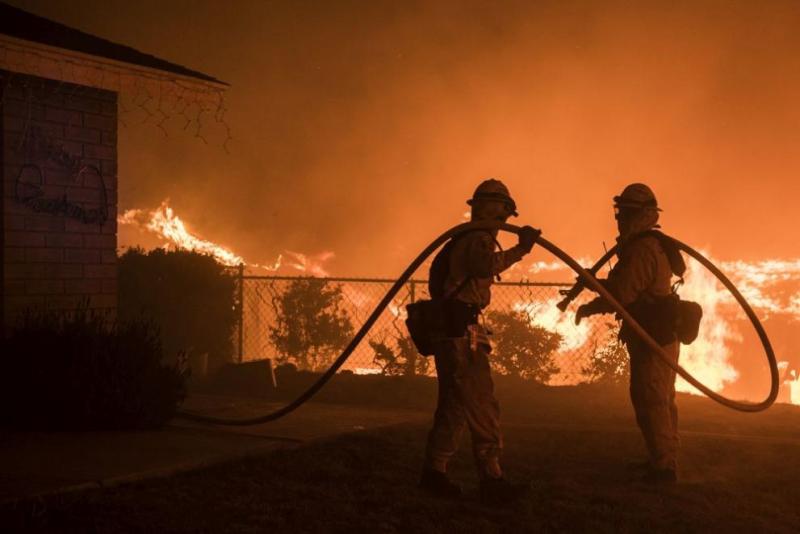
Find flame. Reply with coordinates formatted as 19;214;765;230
665;253;800;402
719;259;800;317
119;202;245;266
118;200;333;275
787;370;800;406
120;204;799;405
283;250;334;278
527;257;597;275
676;258;741;393
354;368;383;375
528;260;568;273
521;248;800;404
388;301;407;319
513;298;591;351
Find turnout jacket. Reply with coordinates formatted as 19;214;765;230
443;231;527;309
606;234;674;306
585;232;677;345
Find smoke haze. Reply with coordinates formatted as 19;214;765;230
10;0;800;276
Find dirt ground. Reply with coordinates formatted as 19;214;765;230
3;383;799;533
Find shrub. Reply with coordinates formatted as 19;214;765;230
582;322;630;384
0;308;186;430
370;335;430;376
118;248;237;371
486;309;562;383
269;278;354;371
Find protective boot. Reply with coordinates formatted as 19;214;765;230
419;468;462;499
479;477;530;506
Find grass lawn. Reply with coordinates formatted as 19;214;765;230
3;384;799;533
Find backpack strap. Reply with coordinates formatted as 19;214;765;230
629;229;686;278
433;229;500;301
443;274;474;301
489;234;504;282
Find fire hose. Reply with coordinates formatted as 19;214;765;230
177;221;780;426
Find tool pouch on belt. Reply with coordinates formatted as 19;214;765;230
620;231;703;347
406;233;481;356
621;295;678;347
405;299;446;356
406;298;479;356
620;294;702;347
675;299;702;344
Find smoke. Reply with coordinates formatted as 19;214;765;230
12;0;800;400
11;0;800;276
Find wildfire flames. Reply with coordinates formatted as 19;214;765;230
718;259;800;317
120;202;798;405
118;203;245;266
787;371;800;406
677;259;742;394
118;201;334;276
528;251;800;405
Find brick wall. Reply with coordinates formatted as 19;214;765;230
1;70;117;325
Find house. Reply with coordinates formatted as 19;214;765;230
0;2;227;327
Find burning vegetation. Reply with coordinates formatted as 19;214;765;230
119;201;334;276
119;203;799;405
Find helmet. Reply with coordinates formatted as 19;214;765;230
467;178;518;216
613;183;661;211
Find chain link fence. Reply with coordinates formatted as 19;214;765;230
232;274;623;385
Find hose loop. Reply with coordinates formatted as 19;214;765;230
538;236;779;412
177;221;779;425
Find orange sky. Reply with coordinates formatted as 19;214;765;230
12;0;800;277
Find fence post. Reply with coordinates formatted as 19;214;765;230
408;280;416;377
238;263;244;364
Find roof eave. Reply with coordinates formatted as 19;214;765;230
0;33;228;93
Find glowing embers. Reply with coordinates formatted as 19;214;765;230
118;200;334;275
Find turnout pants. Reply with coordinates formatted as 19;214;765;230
424;336;503;479
629;340;680;471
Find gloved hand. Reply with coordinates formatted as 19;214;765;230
517;226;541;253
574;303;593;325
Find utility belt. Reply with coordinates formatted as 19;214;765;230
620;295;678;347
442;300;481;337
405;298;481;356
620;294;702;349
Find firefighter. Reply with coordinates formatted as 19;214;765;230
575;183;680;484
419;178;540;504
